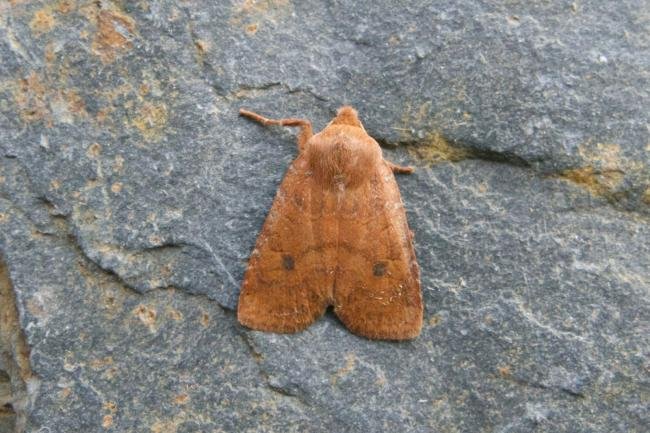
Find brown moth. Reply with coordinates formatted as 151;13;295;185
237;106;422;340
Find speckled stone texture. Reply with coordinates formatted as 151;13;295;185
1;1;649;432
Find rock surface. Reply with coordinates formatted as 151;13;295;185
1;1;649;432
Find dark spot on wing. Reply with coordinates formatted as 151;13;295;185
282;255;295;271
373;262;386;277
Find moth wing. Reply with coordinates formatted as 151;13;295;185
238;155;335;333
333;161;422;340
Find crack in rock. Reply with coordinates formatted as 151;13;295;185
0;259;38;433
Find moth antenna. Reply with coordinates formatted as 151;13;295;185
386;160;415;174
239;108;313;152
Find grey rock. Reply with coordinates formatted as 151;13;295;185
0;1;648;432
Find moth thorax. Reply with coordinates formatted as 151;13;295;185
308;136;380;189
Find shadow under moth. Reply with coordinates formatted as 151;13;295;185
237;106;422;340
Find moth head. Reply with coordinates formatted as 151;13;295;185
329;106;365;130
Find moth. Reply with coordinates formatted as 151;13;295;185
237;106;422;340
